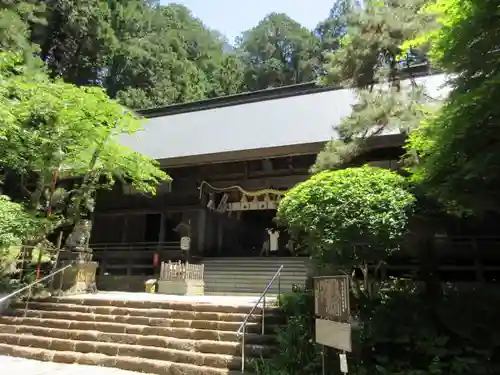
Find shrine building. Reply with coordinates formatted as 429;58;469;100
90;73;448;290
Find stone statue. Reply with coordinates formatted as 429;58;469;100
64;219;93;261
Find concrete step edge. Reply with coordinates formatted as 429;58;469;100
13;302;279;322
0;333;242;369
0;343;248;375
203;266;306;269
9;309;282;329
0;324;274;357
203;277;306;282
204;271;307;281
30;297;264;314
0;316;278;340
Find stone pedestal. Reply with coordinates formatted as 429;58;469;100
53;261;98;295
157;280;204;296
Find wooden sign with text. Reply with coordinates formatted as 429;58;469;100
314;275;350;322
314;275;352;354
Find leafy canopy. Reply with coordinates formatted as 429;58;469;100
313;0;435;172
277;166;415;267
0;196;50;249
403;0;500;214
0;52;169;194
236;12;320;90
0;52;170;233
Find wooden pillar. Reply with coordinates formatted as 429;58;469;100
158;212;166;244
197;209;207;257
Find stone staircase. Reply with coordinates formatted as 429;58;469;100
203;257;308;296
0;296;281;375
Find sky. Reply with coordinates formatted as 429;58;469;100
162;0;335;44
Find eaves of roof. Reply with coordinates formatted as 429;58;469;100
120;73;450;167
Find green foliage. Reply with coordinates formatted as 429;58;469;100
0;51;170;228
403;0;500;214
251;287;321;375
38;0;116;85
313;0;435;172
236;13;320;90
277;166;415;267
255;283;500;375
0;0;45;53
0;196;50;249
107;2;234;108
349;281;500;375
0;0;246;109
0;51;169;187
314;0;352;59
0;0;392;107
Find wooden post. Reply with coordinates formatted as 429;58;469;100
35;248;43;280
197;209;207;257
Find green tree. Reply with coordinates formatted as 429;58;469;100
0;196;50;250
237;13;320;91
314;0;354;63
108;2;205;108
37;0;116;85
404;0;500;214
106;2;243;108
277;166;415;294
3;0;243;108
0;0;45;53
0;52;170;237
313;0;435;172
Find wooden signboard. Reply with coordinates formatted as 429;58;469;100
314;275;352;374
314;275;350;322
314;275;352;353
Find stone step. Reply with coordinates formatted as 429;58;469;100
205;279;304;285
0;343;246;375
11;302;280;323
203;263;307;268
202;257;308;263
203;276;306;284
204;268;305;273
203;281;303;289
0;334;242;369
203;272;306;279
203;291;278;297
0;316;276;343
33;297;272;314
203;286;296;294
0;324;273;357
8;310;279;334
203;280;304;288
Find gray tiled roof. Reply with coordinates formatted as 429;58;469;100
118;74;449;165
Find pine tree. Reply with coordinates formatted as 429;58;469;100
312;0;436;172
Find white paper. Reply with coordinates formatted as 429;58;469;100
339;353;348;373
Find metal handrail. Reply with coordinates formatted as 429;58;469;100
0;263;73;304
237;265;283;373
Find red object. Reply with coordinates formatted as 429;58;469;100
35;249;43;280
153;253;159;267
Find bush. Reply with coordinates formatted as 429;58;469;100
251;287;321;375
277;166;415;268
0;195;49;250
350;281;500;375
254;282;500;375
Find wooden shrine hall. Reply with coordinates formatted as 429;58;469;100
89;73;449;288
